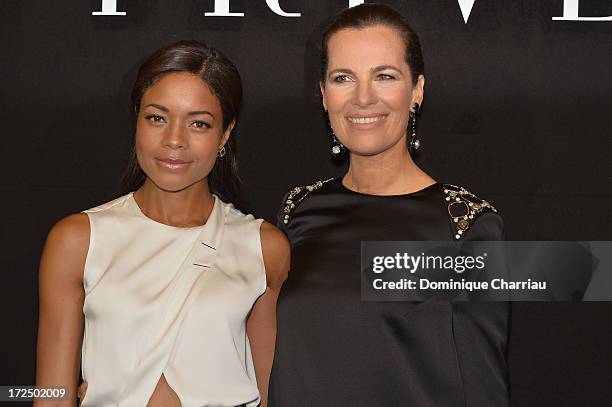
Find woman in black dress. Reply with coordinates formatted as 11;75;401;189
269;4;508;406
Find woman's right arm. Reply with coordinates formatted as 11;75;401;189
34;213;90;406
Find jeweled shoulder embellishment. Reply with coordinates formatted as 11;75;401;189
442;184;497;239
282;178;334;224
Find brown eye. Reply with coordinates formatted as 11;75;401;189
333;74;351;83
145;114;165;123
377;73;395;81
190;120;211;129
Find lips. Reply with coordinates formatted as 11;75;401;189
346;114;388;124
155;157;193;170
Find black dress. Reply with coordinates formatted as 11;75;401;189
269;177;509;407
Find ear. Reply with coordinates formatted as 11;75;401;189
319;81;328;112
219;120;235;149
412;74;425;107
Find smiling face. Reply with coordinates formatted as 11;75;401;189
135;72;233;192
321;25;424;157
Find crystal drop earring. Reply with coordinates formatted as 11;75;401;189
409;103;420;151
327;113;344;156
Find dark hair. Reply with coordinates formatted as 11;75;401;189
321;3;424;85
118;40;247;212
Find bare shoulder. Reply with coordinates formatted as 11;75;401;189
40;213;90;281
36;214;89;401
46;213;90;251
259;221;290;291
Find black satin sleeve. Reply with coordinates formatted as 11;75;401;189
464;211;505;241
453;211;510;406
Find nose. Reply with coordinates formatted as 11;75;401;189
353;80;378;107
162;122;187;150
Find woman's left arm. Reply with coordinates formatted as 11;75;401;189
247;221;290;407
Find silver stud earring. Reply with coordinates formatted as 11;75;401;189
409;103;420;151
217;146;226;157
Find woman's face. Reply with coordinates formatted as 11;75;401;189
135;72;232;192
321;25;424;157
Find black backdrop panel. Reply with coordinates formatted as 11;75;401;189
2;1;612;405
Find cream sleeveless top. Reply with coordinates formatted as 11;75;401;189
80;193;266;407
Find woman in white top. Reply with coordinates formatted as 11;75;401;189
35;40;290;407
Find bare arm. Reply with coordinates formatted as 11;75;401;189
247;221;290;407
34;214;90;406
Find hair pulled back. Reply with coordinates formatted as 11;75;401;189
118;40;246;211
321;3;425;85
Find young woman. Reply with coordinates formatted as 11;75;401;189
269;4;508;406
35;40;289;407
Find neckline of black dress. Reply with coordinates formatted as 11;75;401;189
333;177;440;198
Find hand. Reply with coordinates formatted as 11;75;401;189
78;381;88;404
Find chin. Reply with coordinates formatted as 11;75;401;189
346;135;408;157
344;142;393;157
147;175;201;193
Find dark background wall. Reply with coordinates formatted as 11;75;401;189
2;0;611;405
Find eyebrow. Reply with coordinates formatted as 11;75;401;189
187;110;215;118
143;103;215;118
144;103;169;112
328;68;355;77
372;65;401;73
328;65;402;77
